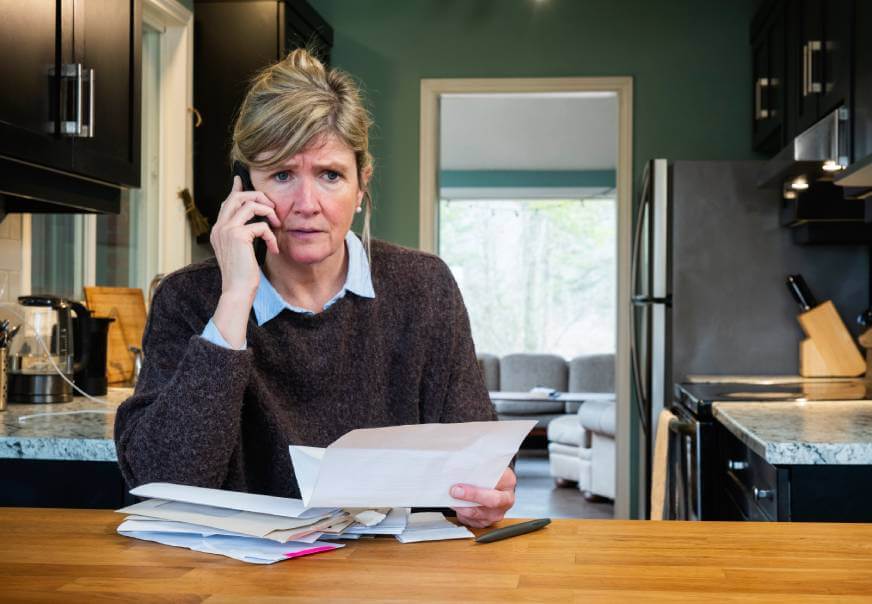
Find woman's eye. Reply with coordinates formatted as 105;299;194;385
274;171;290;182
324;170;341;182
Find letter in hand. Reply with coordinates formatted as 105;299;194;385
450;467;517;528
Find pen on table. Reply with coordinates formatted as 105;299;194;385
474;518;551;544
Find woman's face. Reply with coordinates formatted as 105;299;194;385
250;134;366;268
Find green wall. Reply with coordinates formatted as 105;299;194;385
307;0;757;518
310;0;757;248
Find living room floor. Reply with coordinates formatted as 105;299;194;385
507;450;614;519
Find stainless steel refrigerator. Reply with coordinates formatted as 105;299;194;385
631;160;868;454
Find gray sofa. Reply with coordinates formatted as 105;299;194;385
478;352;614;429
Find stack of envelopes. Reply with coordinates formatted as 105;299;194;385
117;421;536;563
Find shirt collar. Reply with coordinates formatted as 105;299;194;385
252;231;375;324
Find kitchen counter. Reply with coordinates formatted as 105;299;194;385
0;387;131;462
713;400;872;465
4;510;872;601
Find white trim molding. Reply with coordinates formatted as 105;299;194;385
144;0;194;275
419;76;635;518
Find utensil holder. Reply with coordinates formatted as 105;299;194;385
797;300;865;377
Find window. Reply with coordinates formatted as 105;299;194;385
439;197;616;359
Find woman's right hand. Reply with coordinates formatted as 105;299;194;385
209;175;281;347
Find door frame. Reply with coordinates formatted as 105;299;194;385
419;77;635;518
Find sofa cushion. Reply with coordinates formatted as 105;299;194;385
548;442;581;458
568;353;615;393
547;414;586;446
578;399;616;436
476;353;500;391
499;353;568;391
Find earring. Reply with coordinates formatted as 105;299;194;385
355;206;363;214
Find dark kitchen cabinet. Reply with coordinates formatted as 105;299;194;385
750;0;854;155
787;0;853;136
193;0;333;228
751;0;787;154
715;423;872;522
0;0;140;190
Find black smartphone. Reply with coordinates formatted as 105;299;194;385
233;161;267;266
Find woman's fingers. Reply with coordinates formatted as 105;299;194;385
246;221;280;256
227;199;281;229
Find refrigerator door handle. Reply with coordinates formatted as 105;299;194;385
632;294;673;306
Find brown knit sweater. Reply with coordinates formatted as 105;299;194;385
114;240;496;498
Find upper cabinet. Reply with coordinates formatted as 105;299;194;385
751;0;854;156
787;0;853;138
192;0;333;228
751;0;787;154
0;0;140;212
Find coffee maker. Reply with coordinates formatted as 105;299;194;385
7;296;91;403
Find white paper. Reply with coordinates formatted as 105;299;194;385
345;507;409;535
116;518;324;544
117;528;343;564
289;420;534;508
116;498;333;539
129;482;333;519
395;512;474;544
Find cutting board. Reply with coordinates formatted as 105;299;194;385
84;287;147;384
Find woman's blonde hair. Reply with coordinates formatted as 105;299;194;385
230;48;374;253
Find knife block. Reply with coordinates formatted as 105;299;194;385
797;300;865;377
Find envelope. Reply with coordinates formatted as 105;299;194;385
289;420;535;508
129;482;334;518
116;498;335;540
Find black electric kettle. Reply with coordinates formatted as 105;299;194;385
7;296;91;404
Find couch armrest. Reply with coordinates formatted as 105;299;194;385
578;399;616;437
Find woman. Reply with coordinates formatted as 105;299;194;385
115;49;515;528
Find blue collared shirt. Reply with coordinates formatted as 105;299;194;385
201;231;375;349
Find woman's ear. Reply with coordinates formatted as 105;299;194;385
360;165;373;191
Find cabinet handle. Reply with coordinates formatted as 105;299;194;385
802;43;809;96
58;63;84;136
84;68;95;138
808;40;822;94
727;460;749;471
753;486;773;500
755;78;769;120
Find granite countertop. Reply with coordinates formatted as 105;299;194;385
713;401;872;465
0;387;132;462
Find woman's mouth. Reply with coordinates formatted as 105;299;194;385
288;228;323;239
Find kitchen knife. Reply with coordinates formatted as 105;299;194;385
786;274;819;312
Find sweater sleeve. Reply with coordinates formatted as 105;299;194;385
437;266;498;424
113;274;254;489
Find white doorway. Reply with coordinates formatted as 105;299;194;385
419;78;634;518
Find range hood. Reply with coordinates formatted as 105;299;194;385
0;155;121;215
757;107;850;191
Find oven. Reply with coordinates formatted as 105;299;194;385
666;402;717;520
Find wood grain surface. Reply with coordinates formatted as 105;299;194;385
84;287;147;384
2;509;872;602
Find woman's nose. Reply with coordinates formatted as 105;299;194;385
291;177;319;215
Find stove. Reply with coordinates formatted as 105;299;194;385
666;378;870;520
674;379;872;420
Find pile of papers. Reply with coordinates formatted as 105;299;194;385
116;420;536;564
116;483;472;564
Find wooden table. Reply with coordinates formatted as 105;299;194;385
3;509;872;602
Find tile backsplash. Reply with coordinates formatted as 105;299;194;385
0;214;23;303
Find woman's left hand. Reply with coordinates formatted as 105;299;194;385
450;467;517;528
